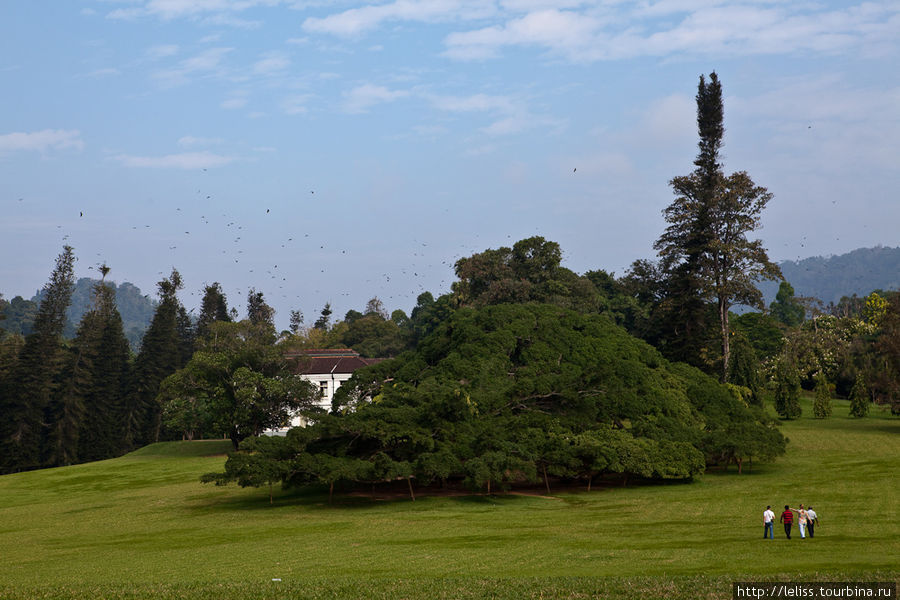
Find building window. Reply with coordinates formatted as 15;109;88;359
319;380;329;397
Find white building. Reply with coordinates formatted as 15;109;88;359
268;349;384;434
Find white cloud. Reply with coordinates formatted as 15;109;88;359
177;136;224;147
438;2;900;62
428;93;516;113
0;129;84;154
413;124;449;136
444;9;599;61
113;151;236;169
146;44;179;59
302;0;495;36
281;94;311;115
204;13;263;28
108;0;290;22
152;47;232;87
221;96;249;109
343;83;409;113
252;51;290;75
84;67;121;78
425;92;544;135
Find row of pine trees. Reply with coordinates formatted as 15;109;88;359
0;247;229;474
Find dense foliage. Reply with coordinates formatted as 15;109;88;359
205;304;785;496
159;320;319;448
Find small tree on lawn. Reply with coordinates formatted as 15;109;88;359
813;370;832;419
849;372;869;418
774;354;802;419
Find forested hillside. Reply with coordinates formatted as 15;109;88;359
760;246;900;306
0;278;156;350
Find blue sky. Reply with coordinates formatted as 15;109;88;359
2;0;898;330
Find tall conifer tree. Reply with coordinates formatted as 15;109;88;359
196;282;231;341
75;270;132;462
123;270;187;449
655;73;780;380
0;246;75;473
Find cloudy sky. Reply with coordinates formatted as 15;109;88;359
2;0;898;330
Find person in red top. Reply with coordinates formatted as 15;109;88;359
780;505;794;539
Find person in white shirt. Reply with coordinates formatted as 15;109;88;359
763;505;775;539
797;504;809;538
806;507;818;537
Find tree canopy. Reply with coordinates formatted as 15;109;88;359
206;303;785;497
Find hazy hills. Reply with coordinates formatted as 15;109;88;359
760;246;900;307
0;278;156;350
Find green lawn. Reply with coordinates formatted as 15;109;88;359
1;397;897;599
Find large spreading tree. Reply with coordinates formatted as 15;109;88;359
205;303;785;498
655;72;781;381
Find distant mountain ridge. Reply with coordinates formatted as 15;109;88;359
759;246;900;306
33;278;156;349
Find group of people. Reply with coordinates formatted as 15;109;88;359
763;504;819;539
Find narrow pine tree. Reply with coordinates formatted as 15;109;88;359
195;282;231;341
75;274;132;462
848;372;869;418
0;246;75;473
122;270;185;449
812;370;832;419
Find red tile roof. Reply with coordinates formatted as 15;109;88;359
285;349;385;375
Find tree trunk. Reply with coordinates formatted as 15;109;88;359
587;475;592;492
542;463;551;495
269;483;273;504
487;479;491;495
329;481;334;504
407;476;415;502
737;457;743;474
720;295;730;383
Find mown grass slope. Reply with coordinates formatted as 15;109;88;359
0;396;896;599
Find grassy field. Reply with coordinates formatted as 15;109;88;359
0;396;897;599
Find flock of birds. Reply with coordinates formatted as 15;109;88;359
17;173;471;322
10;163;874;324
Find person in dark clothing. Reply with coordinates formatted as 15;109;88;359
806;506;818;537
780;505;794;539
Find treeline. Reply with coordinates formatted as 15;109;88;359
202;234;899;499
0;256;262;474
